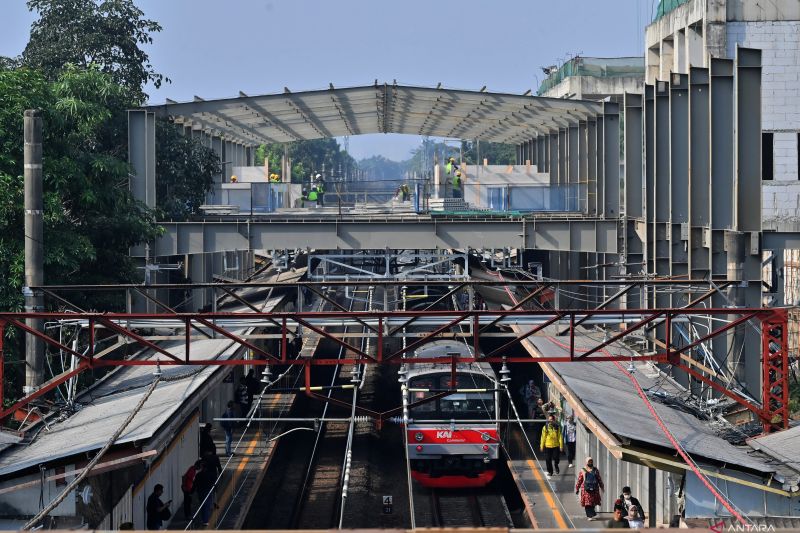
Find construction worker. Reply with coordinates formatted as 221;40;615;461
399;183;410;202
452;170;463;199
306;186;318;208
314;173;325;207
230;175;238;183
269;173;280;182
445;156;455;175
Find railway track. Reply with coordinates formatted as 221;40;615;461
243;285;366;529
411;484;513;528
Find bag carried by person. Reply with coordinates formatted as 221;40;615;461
584;468;599;492
160;507;172;521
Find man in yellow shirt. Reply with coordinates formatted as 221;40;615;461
539;414;563;478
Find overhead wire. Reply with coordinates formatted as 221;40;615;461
23;375;162;530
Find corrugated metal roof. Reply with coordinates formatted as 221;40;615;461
748;424;800;478
0;295;284;477
527;335;774;474
144;83;605;146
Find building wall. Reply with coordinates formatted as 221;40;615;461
645;1;800;228
727;21;800;224
0;466;77;518
541;76;644;101
131;413;200;530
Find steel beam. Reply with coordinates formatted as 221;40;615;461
548;132;559;184
587;119;598;216
736;47;764;397
670;74;690;296
142;218;620;256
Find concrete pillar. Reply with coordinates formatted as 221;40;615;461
24;109;44;391
687;25;704;68
660;39;674;81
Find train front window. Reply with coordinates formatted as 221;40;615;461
408;373;496;420
408;376;437;413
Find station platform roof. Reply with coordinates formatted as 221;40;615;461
143;82;604;145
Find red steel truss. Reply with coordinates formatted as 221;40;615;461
0;307;789;430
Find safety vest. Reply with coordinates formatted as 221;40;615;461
307;190;318;201
316;183;325;194
445;162;453;175
452;174;462;190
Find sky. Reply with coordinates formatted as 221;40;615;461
0;0;656;161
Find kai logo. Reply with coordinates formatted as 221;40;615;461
436;430;453;439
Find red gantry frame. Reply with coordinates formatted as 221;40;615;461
0;306;790;431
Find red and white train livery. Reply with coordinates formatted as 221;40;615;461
403;340;500;488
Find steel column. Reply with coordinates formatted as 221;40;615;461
689;67;711;282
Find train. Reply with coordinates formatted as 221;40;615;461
403;339;501;488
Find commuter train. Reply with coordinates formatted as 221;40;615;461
403;339;500;488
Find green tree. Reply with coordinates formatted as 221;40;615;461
156;120;220;220
22;0;167;102
255;139;357;183
0;66;161;402
460;140;516;165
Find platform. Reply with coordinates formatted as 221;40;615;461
168;391;294;530
508;433;615;529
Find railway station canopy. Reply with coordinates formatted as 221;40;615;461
144;82;604;145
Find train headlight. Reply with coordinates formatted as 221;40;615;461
414;432;424;442
416;445;423;452
482;444;490;452
481;433;490;442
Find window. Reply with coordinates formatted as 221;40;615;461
762;132;774;181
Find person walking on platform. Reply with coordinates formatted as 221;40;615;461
614;486;645;526
181;460;203;519
606;507;630;528
199;423;216;457
452;170;463;199
221;401;236;456
236;378;251;416
563;414;577;467
539;414;563;478
193;459;216;527
520;380;542;420
575;456;604;520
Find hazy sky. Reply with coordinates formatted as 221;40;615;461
1;0;656;161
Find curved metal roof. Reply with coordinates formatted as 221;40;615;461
144;82;604;146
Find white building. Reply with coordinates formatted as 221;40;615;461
646;0;800;229
538;56;645;102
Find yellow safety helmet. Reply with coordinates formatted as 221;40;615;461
455;170;462;177
449;157;455;162
230;175;238;183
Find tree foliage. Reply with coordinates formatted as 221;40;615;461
22;0;167;103
255;138;356;183
156;120;219;220
460;140;516;165
0;67;162;401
